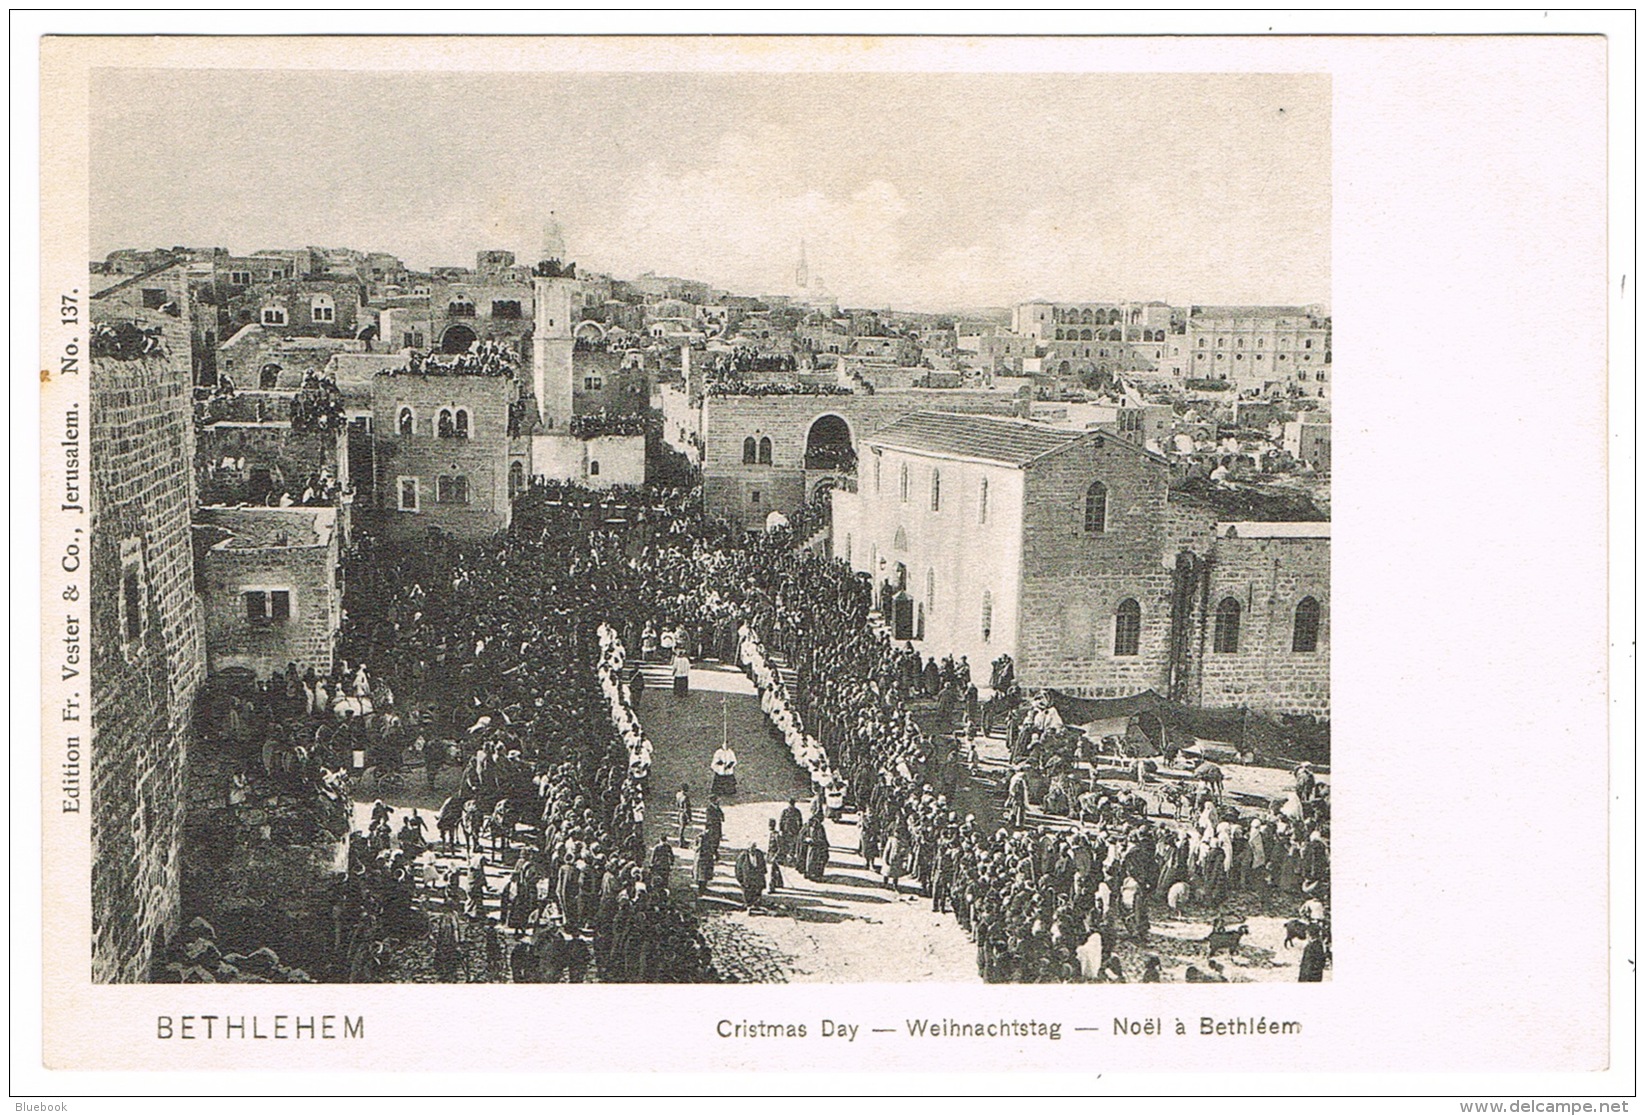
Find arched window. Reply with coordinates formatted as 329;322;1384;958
1114;599;1141;657
310;294;335;323
589;459;600;476
1084;480;1108;534
448;295;476;318
438;409;456;438
509;459;525;497
1293;596;1321;652
454;408;470;439
930;468;942;512
742;436;757;465
899;462;909;503
398;407;414;438
893;526;908;552
1213;597;1242;654
978;477;989;524
758;436;773;465
981;590;993;643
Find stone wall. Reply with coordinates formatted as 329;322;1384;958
89;270;207;981
196;423;346;492
1197;534;1330;717
701;389;1021;529
197;507;342;676
832;456;1026;679
367;373;515;539
179;748;349;980
572;349;650;417
1015;437;1176;697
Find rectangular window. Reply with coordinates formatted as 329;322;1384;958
262;307;287;326
229;271;251;286
398;476;420;512
244;590;267;624
118;539;145;650
141;288;167;310
584;376;603;391
750;490;761;506
437;475;470;505
270;590;291;621
122;568;142;641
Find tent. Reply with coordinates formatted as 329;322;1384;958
1043;689;1195;758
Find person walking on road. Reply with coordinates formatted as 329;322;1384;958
734;842;767;910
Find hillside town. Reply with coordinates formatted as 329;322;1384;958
89;220;1330;988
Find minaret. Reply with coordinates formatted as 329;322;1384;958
795;239;809;290
531;212;577;431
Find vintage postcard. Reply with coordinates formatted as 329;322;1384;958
19;20;1633;1097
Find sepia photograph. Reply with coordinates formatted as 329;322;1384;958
83;66;1332;990
20;20;1628;1095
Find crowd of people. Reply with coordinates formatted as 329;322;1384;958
385;338;519;378
327;484;724;982
196;459;342;509
740;550;1329;980
706;379;852;398
91;318;170;360
308;461;1330;983
569;410;651;438
288;371;346;432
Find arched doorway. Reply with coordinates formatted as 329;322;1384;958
805;413;855;472
440;324;478;354
259;363;282;389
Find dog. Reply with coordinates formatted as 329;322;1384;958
1283;919;1312;948
1203;923;1249;957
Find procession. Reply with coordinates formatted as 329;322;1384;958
200;477;1332;985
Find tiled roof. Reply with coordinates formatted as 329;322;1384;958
866;411;1085;467
1217;521;1331;539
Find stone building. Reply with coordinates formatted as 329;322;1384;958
1282;416;1333;472
194;507;343;677
194;403;351;540
223;277;367;341
699;387;1023;531
368;368;522;539
214;326;364;390
831;411;1329;718
426;276;534;356
1180;306;1332;399
88;262;208;981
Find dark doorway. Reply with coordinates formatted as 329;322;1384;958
804;414;855;471
441;324;478;354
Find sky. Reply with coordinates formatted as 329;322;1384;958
90;70;1330;312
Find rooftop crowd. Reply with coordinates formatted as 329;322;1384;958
383;338;519;378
